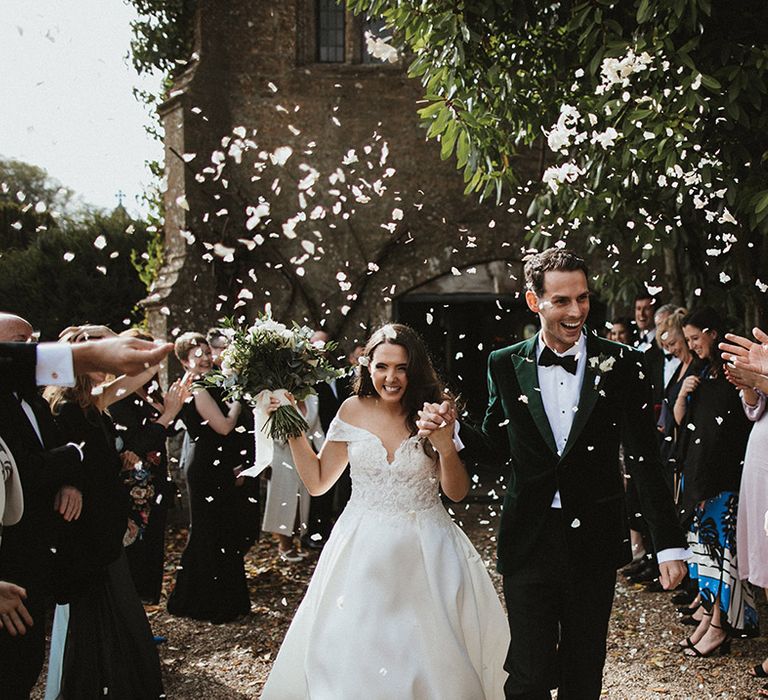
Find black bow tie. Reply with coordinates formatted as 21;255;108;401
538;346;578;375
664;352;675;361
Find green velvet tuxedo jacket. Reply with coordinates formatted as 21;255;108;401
460;330;686;576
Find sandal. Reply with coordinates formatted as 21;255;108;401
750;661;768;678
278;548;304;563
683;624;731;658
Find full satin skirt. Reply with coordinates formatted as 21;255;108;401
261;500;509;699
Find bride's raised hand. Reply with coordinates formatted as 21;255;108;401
417;400;453;438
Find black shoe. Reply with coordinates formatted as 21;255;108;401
301;536;325;550
627;562;659;584
622;558;650;578
680;615;699;627
676;603;701;614
672;590;696;605
644;579;664;592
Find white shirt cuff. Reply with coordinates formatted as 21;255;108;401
656;547;690;564
36;344;75;387
452;421;465;452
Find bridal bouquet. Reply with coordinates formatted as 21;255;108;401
203;315;342;476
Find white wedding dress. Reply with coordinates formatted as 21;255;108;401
261;417;509;699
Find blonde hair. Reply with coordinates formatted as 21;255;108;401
45;325;106;414
656;307;688;347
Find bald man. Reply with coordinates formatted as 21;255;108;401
0;313;84;699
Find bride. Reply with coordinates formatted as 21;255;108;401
261;323;508;699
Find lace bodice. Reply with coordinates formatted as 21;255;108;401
326;417;441;514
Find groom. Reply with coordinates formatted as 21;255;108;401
418;248;687;699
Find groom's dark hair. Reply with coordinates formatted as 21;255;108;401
524;248;588;297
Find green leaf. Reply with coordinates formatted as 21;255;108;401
754;191;768;214
699;73;722;90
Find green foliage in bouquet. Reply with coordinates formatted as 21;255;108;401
202;315;344;442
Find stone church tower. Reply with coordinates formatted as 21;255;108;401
146;0;538;417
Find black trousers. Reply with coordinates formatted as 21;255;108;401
502;509;617;700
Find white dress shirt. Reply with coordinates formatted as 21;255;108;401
536;332;687;563
635;328;656;353
536;333;586;508
663;354;681;389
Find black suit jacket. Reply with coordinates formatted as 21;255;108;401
316;375;350;434
0;391;82;592
0;343;37;395
460;330;686;575
644;343;666;406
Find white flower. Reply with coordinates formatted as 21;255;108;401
542;162;585;194
590;127;620;150
547;127;572;153
381;325;397;340
357;356;370;367
598;356;616;373
364;31;399;63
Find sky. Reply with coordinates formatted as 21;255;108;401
0;0;164;216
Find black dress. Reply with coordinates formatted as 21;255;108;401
656;359;702;496
52;401;164;699
110;393;176;604
166;388;252;622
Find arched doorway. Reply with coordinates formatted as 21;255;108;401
395;260;529;422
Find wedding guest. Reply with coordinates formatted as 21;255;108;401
110;328;190;604
655;304;682;393
206;327;230;368
166;333;251;623
656;308;700;493
0;314;84;700
723;359;768;680
44;325;164;699
634;291;659;351
676;307;757;657
607;317;634;345
262;394;324;561
302;331;354;550
261;324;508;698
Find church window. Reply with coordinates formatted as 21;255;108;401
317;0;345;63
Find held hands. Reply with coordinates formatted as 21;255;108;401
0;581;33;636
658;560;688;591
719;327;768;376
417;400;457;452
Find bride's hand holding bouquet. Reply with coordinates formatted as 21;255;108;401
202;314;342;476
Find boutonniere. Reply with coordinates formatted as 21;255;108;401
588;353;616;392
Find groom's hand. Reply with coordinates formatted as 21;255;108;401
659;560;687;590
417;401;452;437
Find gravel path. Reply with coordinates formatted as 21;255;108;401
32;504;768;699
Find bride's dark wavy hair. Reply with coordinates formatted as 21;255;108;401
352;323;452;437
